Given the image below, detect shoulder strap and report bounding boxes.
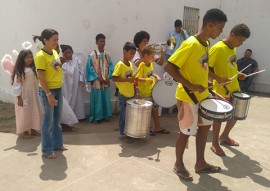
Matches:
[183,85,199,104]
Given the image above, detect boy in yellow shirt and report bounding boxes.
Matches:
[208,24,250,156]
[165,9,227,181]
[112,42,137,137]
[136,45,169,134]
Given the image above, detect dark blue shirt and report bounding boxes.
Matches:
[237,57,258,74]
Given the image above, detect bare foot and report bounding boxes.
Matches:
[20,132,33,139]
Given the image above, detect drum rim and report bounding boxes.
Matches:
[198,110,233,122]
[232,91,251,100]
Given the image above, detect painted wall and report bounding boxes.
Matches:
[1,0,269,104]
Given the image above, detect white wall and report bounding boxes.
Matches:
[1,0,269,104]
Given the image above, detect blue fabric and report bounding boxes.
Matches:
[38,87,63,156]
[239,76,254,92]
[165,30,189,58]
[89,87,112,122]
[118,93,132,135]
[86,56,98,82]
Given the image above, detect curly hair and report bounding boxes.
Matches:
[133,31,150,48]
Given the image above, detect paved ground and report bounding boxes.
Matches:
[0,92,270,191]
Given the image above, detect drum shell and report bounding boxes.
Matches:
[125,99,153,138]
[231,93,251,120]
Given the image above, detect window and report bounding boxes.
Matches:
[183,6,200,36]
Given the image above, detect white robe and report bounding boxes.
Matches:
[62,55,86,120]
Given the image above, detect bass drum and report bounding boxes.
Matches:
[152,79,177,108]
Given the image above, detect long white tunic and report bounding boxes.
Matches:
[62,55,86,120]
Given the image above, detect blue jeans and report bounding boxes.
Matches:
[118,93,133,136]
[38,87,63,156]
[239,76,254,92]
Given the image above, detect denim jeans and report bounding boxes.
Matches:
[118,93,133,136]
[38,87,63,156]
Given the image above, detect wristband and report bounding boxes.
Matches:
[46,92,52,96]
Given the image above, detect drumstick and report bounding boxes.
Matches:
[189,81,231,93]
[209,89,226,100]
[207,81,231,89]
[245,69,265,77]
[230,64,251,80]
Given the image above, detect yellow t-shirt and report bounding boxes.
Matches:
[209,41,240,98]
[136,62,155,97]
[168,36,209,103]
[112,61,135,98]
[34,49,63,89]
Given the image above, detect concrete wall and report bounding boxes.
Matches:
[1,0,269,105]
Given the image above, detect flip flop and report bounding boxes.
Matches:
[195,164,221,174]
[210,146,226,157]
[53,146,68,151]
[154,129,170,134]
[173,167,193,181]
[220,138,239,146]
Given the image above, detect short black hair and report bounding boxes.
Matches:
[246,49,252,53]
[231,23,250,38]
[133,31,150,48]
[123,42,136,51]
[60,44,73,53]
[203,8,227,26]
[96,33,105,41]
[174,19,182,27]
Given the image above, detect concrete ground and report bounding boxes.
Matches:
[0,92,270,191]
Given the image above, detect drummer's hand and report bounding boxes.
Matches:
[189,84,205,93]
[128,76,135,83]
[145,78,153,85]
[217,77,231,84]
[238,73,246,80]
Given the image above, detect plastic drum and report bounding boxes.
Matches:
[152,79,177,108]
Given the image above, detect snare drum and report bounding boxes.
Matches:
[199,98,234,122]
[125,99,153,138]
[231,92,251,120]
[152,79,177,108]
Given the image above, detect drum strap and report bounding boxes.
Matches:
[183,86,198,104]
[223,85,230,95]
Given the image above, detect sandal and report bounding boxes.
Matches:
[149,130,156,136]
[173,167,193,181]
[210,146,226,157]
[53,146,68,151]
[31,129,41,136]
[220,138,239,146]
[195,163,221,174]
[154,129,170,134]
[44,152,57,159]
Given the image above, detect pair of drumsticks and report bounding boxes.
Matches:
[190,64,266,93]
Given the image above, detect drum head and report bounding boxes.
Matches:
[152,79,177,108]
[200,98,233,113]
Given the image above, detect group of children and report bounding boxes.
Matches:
[9,9,251,184]
[10,27,172,158]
